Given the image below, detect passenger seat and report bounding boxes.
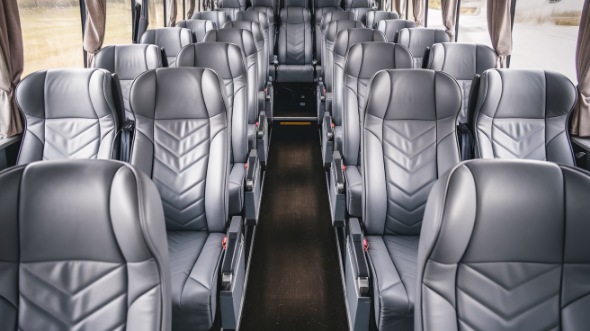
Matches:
[397,27,449,68]
[246,0,277,61]
[217,0,246,21]
[94,44,163,119]
[275,0,315,82]
[344,0,373,24]
[342,69,461,330]
[176,19,216,42]
[129,67,247,331]
[366,10,398,29]
[416,159,590,331]
[427,42,496,159]
[15,69,123,164]
[140,27,192,67]
[192,10,230,30]
[472,69,577,165]
[237,10,273,64]
[0,160,171,331]
[314,0,343,69]
[377,19,416,42]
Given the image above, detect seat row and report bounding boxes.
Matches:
[318,38,579,331]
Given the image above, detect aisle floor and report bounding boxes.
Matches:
[240,124,348,330]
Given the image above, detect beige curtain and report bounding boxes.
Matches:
[413,0,424,26]
[83,0,107,67]
[168,0,178,26]
[441,0,458,40]
[571,0,590,137]
[393,0,402,16]
[0,0,24,138]
[487,0,512,67]
[187,0,196,18]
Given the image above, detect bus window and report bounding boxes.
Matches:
[511,0,583,82]
[18,0,84,76]
[426,0,445,29]
[149,0,165,27]
[457,0,492,46]
[104,0,134,45]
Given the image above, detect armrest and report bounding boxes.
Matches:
[119,120,134,162]
[348,218,369,296]
[256,112,269,165]
[245,149,259,192]
[245,149,263,224]
[332,150,345,194]
[221,215,244,290]
[321,113,334,167]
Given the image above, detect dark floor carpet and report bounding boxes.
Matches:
[273,84,317,118]
[239,124,348,331]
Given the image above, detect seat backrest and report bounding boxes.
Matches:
[0,159,171,331]
[362,69,461,236]
[278,8,313,65]
[140,27,192,67]
[344,0,372,24]
[283,0,308,8]
[315,0,341,9]
[320,11,356,67]
[176,19,216,42]
[129,67,231,232]
[94,44,163,119]
[377,18,416,42]
[224,21,268,89]
[427,42,496,124]
[251,0,276,10]
[342,42,413,164]
[366,10,398,29]
[176,42,249,164]
[192,11,230,30]
[473,69,577,165]
[415,159,590,331]
[313,0,343,65]
[204,28,259,125]
[323,20,364,90]
[218,0,247,20]
[15,69,122,164]
[398,28,449,68]
[332,28,385,125]
[237,10,273,63]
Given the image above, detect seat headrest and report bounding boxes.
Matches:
[334,28,385,56]
[325,20,365,42]
[377,19,417,42]
[345,42,414,79]
[176,19,217,41]
[427,42,497,80]
[94,44,163,80]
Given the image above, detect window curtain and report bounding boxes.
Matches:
[413,0,424,26]
[571,0,590,137]
[393,0,401,16]
[487,0,512,68]
[83,0,107,67]
[187,0,196,18]
[0,0,24,138]
[441,0,458,40]
[168,0,178,26]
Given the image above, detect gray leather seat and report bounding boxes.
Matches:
[192,11,230,31]
[140,27,192,67]
[377,19,416,42]
[245,0,277,61]
[276,0,314,82]
[344,0,372,24]
[366,10,398,29]
[176,43,249,217]
[176,19,216,42]
[223,21,269,103]
[0,159,171,331]
[15,68,122,164]
[237,10,273,64]
[217,0,246,20]
[323,20,364,96]
[128,67,231,331]
[427,42,496,125]
[415,159,590,331]
[320,11,356,73]
[204,28,260,147]
[361,69,461,330]
[314,0,343,66]
[397,28,449,68]
[473,69,577,165]
[341,43,413,217]
[94,44,163,119]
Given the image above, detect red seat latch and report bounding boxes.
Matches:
[363,238,369,252]
[222,237,228,250]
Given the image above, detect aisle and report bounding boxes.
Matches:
[240,124,348,330]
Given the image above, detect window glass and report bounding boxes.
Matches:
[149,0,165,28]
[511,0,583,82]
[457,0,491,46]
[18,0,84,76]
[104,0,133,45]
[426,0,445,28]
